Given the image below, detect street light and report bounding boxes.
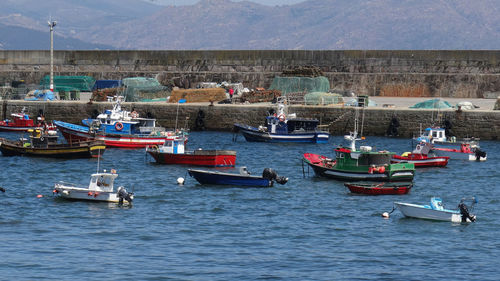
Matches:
[48,20,57,91]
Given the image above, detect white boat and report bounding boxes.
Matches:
[416,127,487,161]
[394,197,476,223]
[53,169,133,204]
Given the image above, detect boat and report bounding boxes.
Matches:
[303,132,415,181]
[146,137,236,166]
[0,107,55,132]
[416,127,487,161]
[188,167,288,187]
[0,128,105,158]
[53,97,187,148]
[53,168,133,204]
[391,141,449,167]
[394,197,476,223]
[233,97,330,143]
[344,181,413,195]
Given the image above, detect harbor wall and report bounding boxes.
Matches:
[0,50,500,98]
[1,100,499,140]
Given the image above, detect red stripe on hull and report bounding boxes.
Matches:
[152,153,236,166]
[59,127,180,148]
[346,184,411,195]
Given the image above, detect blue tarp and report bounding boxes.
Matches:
[25,90,55,101]
[92,80,122,91]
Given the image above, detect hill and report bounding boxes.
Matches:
[1,0,499,50]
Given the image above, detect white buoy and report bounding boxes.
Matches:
[382,212,390,219]
[177,177,185,185]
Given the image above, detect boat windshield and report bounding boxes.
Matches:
[357,154,392,165]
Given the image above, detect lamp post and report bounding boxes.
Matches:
[48,20,57,91]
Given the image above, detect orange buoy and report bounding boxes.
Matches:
[37,194,43,198]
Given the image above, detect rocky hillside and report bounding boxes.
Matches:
[1,0,499,50]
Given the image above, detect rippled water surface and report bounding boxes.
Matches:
[1,131,499,280]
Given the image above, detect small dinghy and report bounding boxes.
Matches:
[344,181,412,195]
[394,197,476,223]
[188,167,288,187]
[53,169,133,205]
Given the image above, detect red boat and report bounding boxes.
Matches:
[391,142,449,167]
[344,182,413,195]
[0,108,54,132]
[146,137,236,167]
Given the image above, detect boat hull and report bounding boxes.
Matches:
[0,125,38,132]
[188,169,272,187]
[303,153,414,182]
[394,202,468,222]
[55,120,180,148]
[54,186,121,203]
[345,182,412,195]
[234,124,329,143]
[391,154,449,167]
[148,150,236,166]
[0,138,105,158]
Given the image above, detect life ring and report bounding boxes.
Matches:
[115,122,124,131]
[278,114,286,122]
[131,111,139,118]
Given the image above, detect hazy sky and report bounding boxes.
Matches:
[144,0,305,6]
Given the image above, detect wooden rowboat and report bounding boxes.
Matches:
[344,181,413,195]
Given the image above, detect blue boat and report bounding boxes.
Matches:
[54,96,186,148]
[233,100,329,143]
[188,167,288,187]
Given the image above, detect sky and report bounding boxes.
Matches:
[144,0,305,6]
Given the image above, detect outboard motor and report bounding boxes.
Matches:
[262,168,288,185]
[475,149,486,161]
[458,199,476,222]
[117,186,134,205]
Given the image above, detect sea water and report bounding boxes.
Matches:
[0,131,499,280]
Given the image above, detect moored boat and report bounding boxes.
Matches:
[345,181,412,195]
[53,169,133,204]
[146,137,236,166]
[416,127,486,161]
[234,98,329,143]
[303,132,415,182]
[54,120,182,148]
[391,141,449,167]
[188,167,288,187]
[0,128,105,158]
[54,96,187,148]
[0,107,55,132]
[394,197,476,223]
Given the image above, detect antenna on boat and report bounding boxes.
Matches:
[175,99,186,131]
[96,148,101,173]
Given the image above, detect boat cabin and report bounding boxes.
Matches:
[417,127,449,143]
[27,129,58,147]
[265,116,319,134]
[159,138,185,154]
[335,146,394,167]
[89,172,117,192]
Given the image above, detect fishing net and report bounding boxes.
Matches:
[304,92,343,105]
[269,76,330,96]
[121,77,168,102]
[39,75,95,92]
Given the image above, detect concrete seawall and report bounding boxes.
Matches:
[2,100,498,140]
[1,50,499,98]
